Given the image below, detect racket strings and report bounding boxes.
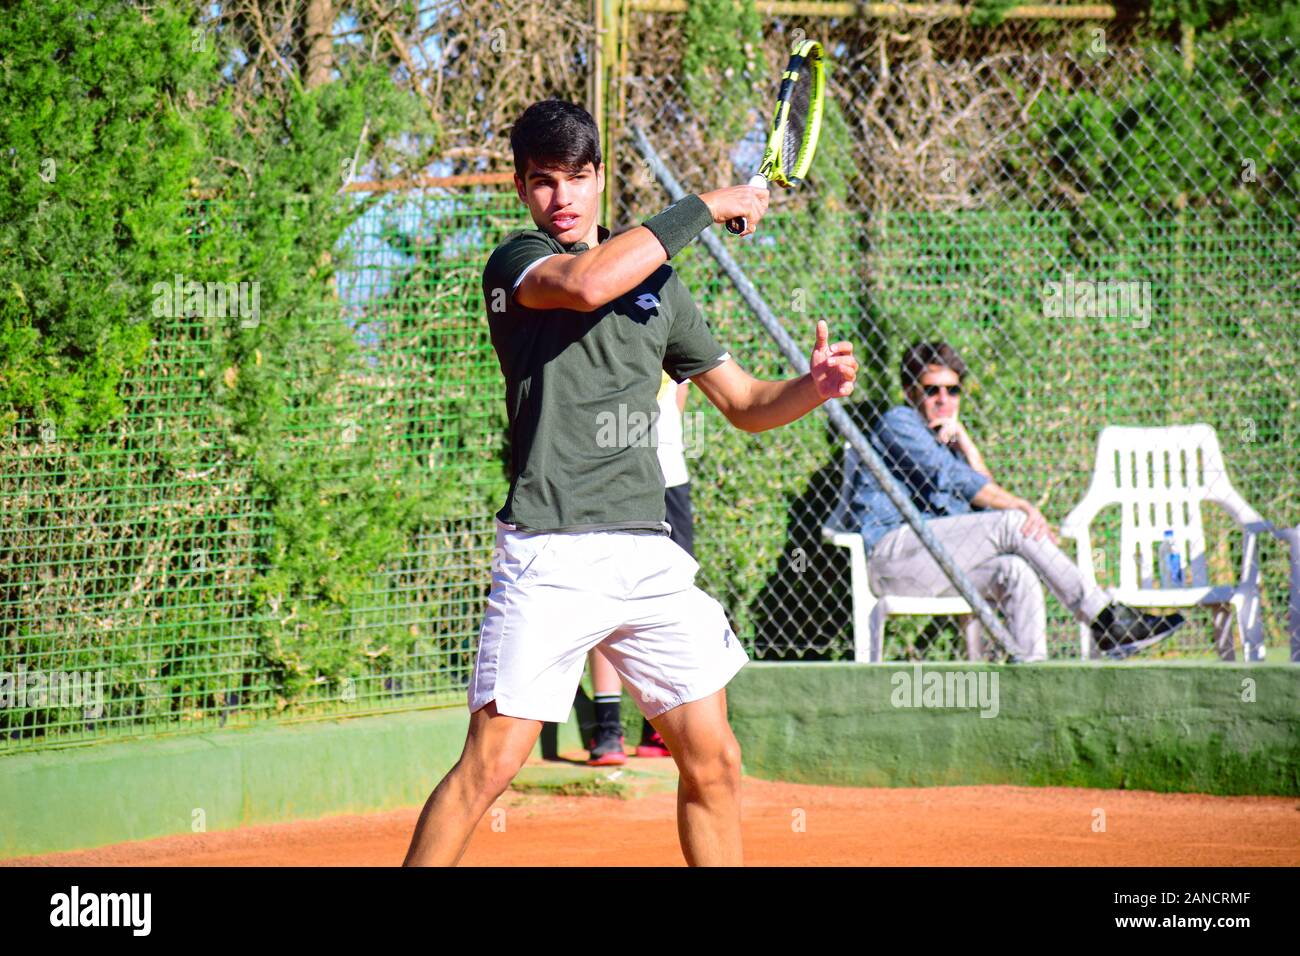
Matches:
[781,64,814,178]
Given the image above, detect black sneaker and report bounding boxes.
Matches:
[586,725,626,766]
[1091,604,1186,659]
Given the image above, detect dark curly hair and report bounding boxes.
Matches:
[510,99,601,180]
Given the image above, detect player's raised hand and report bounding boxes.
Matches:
[810,320,857,400]
[699,185,769,237]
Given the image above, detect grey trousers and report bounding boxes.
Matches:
[866,510,1113,662]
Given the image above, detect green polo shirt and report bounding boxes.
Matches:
[482,223,728,533]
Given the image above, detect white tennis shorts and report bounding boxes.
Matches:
[469,519,750,723]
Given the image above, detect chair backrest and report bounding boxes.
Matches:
[825,441,862,533]
[1087,424,1255,590]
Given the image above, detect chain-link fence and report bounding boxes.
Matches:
[2,3,1296,754]
[614,22,1298,664]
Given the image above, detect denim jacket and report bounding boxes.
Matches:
[848,405,990,555]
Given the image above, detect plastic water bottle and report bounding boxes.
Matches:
[1159,529,1184,588]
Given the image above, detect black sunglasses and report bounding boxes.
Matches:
[922,384,962,397]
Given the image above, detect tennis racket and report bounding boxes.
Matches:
[726,39,826,236]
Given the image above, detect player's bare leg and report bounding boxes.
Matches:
[649,688,743,866]
[402,700,541,866]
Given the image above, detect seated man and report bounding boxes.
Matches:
[848,340,1185,661]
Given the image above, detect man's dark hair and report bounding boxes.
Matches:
[510,99,601,180]
[900,341,968,389]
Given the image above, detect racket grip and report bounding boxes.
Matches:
[725,175,770,236]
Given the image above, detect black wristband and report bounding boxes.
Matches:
[642,194,714,259]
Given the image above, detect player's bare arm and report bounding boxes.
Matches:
[516,179,769,312]
[692,320,857,433]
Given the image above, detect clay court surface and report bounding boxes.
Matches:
[10,769,1300,867]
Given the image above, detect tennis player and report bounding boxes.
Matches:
[403,99,857,867]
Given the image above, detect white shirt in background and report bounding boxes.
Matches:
[655,372,689,489]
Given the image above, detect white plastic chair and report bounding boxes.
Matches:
[1060,424,1272,661]
[823,442,985,663]
[1271,524,1300,662]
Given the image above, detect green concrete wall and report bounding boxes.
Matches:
[2,662,1296,859]
[1,707,584,859]
[728,662,1300,795]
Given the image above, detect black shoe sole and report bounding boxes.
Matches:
[1097,614,1187,658]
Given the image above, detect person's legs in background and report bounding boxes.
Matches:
[636,481,696,756]
[582,481,694,762]
[586,647,627,766]
[867,510,1183,660]
[870,521,1049,661]
[868,512,1064,661]
[977,554,1048,661]
[664,480,694,557]
[971,510,1185,656]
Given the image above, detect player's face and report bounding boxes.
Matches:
[908,364,962,426]
[516,160,605,244]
